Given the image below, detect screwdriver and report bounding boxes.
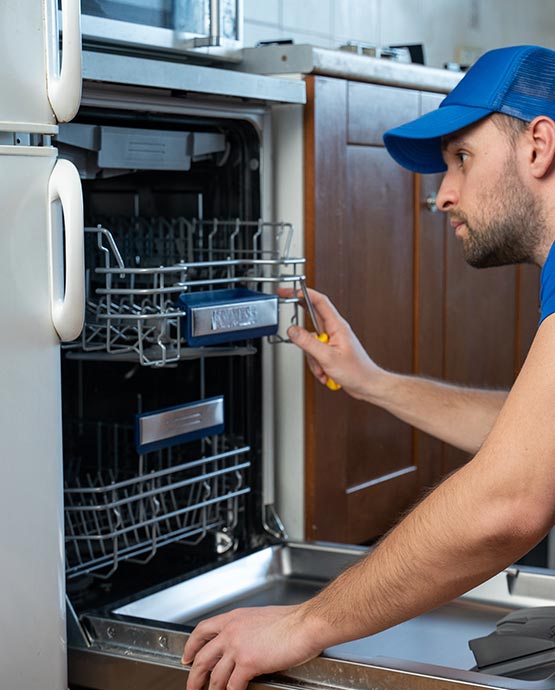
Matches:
[299,280,341,391]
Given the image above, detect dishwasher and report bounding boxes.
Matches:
[59,86,555,690]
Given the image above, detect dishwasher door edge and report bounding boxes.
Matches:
[69,623,540,690]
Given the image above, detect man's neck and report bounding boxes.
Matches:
[534,233,555,267]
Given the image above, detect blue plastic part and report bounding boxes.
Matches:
[135,396,225,454]
[178,288,279,346]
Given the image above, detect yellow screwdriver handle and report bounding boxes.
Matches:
[315,333,342,391]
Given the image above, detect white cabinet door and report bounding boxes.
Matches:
[0,146,83,690]
[0,0,81,132]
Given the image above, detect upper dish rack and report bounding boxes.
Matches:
[67,217,306,366]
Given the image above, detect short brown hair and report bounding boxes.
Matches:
[490,113,530,145]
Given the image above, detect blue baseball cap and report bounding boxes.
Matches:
[383,45,555,174]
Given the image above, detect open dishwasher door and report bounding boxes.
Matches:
[70,545,555,690]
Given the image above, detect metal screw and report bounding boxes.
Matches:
[158,635,168,649]
[425,193,438,213]
[106,626,116,639]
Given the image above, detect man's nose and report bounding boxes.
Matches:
[435,173,458,212]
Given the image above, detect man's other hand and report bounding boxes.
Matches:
[182,604,326,690]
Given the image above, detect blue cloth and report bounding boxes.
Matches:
[539,241,555,325]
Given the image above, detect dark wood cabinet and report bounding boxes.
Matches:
[303,76,540,544]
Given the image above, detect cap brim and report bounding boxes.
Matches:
[383,105,493,173]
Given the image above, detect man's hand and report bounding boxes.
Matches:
[182,605,326,690]
[278,287,384,401]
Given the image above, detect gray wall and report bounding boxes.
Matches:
[244,0,555,68]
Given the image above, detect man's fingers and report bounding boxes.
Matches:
[182,626,218,665]
[186,641,225,690]
[276,286,296,300]
[288,326,336,385]
[301,288,341,332]
[278,286,342,336]
[227,665,253,690]
[306,353,324,377]
[287,326,330,361]
[208,656,236,690]
[306,354,328,385]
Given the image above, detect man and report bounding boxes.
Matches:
[183,44,555,690]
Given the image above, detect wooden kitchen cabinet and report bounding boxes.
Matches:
[303,76,540,545]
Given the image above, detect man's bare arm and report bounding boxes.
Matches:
[285,288,507,454]
[361,372,507,454]
[183,316,555,690]
[296,314,555,643]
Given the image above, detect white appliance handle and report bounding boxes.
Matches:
[46,0,82,123]
[48,159,85,342]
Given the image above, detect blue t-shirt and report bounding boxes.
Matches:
[539,241,555,325]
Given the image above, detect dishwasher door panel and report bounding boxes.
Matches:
[69,543,555,690]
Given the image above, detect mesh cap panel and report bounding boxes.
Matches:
[500,51,555,121]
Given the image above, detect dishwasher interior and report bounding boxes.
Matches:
[59,105,305,615]
[59,106,555,690]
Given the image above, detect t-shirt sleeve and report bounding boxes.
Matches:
[540,249,555,325]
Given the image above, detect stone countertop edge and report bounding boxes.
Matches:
[238,45,463,94]
[311,47,463,93]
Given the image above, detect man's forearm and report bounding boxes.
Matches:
[299,453,545,649]
[283,296,507,453]
[300,322,555,649]
[362,371,508,454]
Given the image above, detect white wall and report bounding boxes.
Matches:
[244,0,555,68]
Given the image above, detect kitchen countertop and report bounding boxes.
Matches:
[236,44,462,94]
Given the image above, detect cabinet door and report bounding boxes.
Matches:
[304,77,540,545]
[305,77,421,543]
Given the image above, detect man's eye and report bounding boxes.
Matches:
[458,152,468,165]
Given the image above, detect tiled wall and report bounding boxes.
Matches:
[244,0,555,68]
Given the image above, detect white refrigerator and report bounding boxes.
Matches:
[0,2,84,688]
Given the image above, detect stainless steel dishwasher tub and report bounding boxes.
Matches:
[69,542,555,690]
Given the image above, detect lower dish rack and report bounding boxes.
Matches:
[65,217,306,366]
[64,420,250,579]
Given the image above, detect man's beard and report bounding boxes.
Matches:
[453,160,546,268]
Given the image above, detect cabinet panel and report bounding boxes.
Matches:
[415,172,446,489]
[306,76,421,543]
[344,145,414,490]
[444,249,517,387]
[414,92,447,490]
[348,82,420,146]
[346,466,417,544]
[442,232,518,474]
[305,75,540,544]
[305,76,349,542]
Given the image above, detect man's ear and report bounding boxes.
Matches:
[527,116,555,178]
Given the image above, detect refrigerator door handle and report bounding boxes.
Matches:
[48,158,85,342]
[45,0,82,123]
